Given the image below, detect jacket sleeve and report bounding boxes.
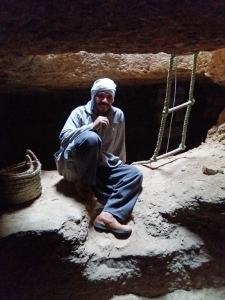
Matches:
[59,109,93,148]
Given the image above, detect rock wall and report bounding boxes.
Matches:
[2,50,225,93]
[205,49,225,85]
[0,51,213,93]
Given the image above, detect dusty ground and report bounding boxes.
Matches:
[0,120,225,299]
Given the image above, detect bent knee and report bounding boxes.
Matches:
[128,165,143,182]
[82,131,101,147]
[135,167,143,183]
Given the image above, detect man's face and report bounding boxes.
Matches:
[93,91,114,115]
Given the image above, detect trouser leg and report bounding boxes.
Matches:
[96,164,143,222]
[64,131,101,186]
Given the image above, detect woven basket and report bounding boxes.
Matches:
[0,149,42,205]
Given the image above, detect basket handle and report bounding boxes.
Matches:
[25,154,32,167]
[26,149,39,162]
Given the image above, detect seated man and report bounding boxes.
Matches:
[54,78,143,235]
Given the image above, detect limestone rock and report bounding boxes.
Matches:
[0,51,212,93]
[205,49,225,85]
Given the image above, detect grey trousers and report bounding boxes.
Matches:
[64,131,143,221]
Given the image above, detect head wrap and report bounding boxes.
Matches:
[91,78,117,103]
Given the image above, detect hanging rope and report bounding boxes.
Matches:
[151,54,175,161]
[179,52,198,149]
[166,56,178,153]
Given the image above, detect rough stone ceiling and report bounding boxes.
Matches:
[1,0,225,92]
[1,0,225,56]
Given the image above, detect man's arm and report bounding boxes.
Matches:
[59,109,93,148]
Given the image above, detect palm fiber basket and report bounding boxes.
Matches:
[0,149,42,205]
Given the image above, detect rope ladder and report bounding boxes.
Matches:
[132,52,198,166]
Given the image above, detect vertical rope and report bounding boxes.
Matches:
[180,53,198,148]
[166,57,178,153]
[151,54,175,161]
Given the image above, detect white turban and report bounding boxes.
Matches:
[91,78,117,102]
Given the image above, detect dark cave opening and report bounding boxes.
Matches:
[0,80,224,171]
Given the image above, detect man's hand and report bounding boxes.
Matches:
[93,116,109,130]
